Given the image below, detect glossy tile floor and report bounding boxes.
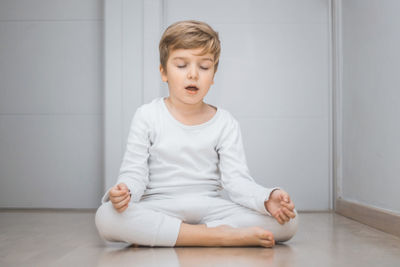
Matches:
[1,210,399,266]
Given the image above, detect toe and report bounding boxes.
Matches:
[261,231,274,241]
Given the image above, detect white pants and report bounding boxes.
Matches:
[95,195,299,247]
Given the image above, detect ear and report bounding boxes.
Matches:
[159,64,168,82]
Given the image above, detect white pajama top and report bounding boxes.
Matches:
[102,97,279,216]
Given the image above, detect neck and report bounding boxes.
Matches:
[165,96,205,116]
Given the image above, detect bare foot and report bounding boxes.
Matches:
[216,225,275,248]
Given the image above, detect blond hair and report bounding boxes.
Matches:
[159,20,221,74]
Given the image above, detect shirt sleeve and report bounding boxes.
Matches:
[217,115,280,216]
[101,106,151,203]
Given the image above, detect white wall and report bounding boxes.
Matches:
[339,0,400,213]
[3,0,398,213]
[0,0,103,208]
[0,0,333,210]
[106,0,332,211]
[167,0,332,211]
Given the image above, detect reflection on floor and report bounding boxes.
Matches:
[0,210,399,266]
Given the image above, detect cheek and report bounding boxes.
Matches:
[204,73,215,82]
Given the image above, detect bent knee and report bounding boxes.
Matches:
[274,209,299,242]
[95,202,120,242]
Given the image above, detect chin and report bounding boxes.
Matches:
[183,97,204,104]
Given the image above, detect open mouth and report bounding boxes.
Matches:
[185,85,199,91]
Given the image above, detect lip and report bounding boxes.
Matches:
[185,85,199,90]
[185,84,199,95]
[186,88,198,95]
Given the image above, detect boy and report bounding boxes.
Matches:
[95,20,298,248]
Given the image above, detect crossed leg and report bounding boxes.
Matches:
[95,196,298,248]
[175,196,298,247]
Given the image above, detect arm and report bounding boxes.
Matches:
[101,106,151,203]
[217,116,279,216]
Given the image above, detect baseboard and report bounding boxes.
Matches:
[298,210,333,213]
[336,198,400,238]
[0,208,96,213]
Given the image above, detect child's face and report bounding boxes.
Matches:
[160,48,215,106]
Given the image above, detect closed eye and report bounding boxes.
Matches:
[177,65,209,70]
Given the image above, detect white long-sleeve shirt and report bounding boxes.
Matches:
[102,96,279,216]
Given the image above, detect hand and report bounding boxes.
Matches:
[264,189,296,225]
[109,183,131,213]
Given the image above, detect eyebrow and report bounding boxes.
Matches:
[172,56,214,62]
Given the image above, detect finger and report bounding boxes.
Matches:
[276,210,287,223]
[280,201,294,211]
[279,192,285,202]
[116,194,131,209]
[110,187,128,197]
[109,186,118,197]
[279,209,290,222]
[279,191,290,203]
[117,203,129,213]
[115,201,129,213]
[274,212,284,225]
[280,200,295,211]
[110,188,130,201]
[118,183,128,191]
[110,192,130,204]
[113,194,131,209]
[282,206,296,219]
[278,212,288,224]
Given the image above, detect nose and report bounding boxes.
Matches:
[187,65,199,80]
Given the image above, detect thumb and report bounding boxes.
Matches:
[279,191,289,203]
[283,193,290,203]
[117,183,128,191]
